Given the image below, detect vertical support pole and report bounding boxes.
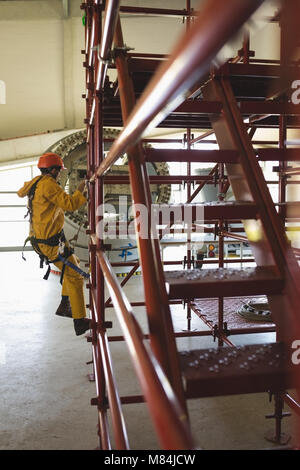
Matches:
[85,1,108,450]
[278,18,287,225]
[265,393,291,446]
[274,394,285,443]
[185,134,192,331]
[218,163,225,346]
[88,125,96,292]
[184,0,192,336]
[185,130,192,270]
[218,163,225,201]
[183,0,193,311]
[186,0,191,27]
[218,297,224,347]
[278,115,287,225]
[242,33,250,64]
[95,83,108,453]
[218,222,224,348]
[94,2,105,332]
[185,0,192,272]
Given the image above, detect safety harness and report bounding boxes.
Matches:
[22,175,89,284]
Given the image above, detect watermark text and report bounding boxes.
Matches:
[0,341,6,365]
[0,80,6,104]
[96,197,204,241]
[291,339,300,365]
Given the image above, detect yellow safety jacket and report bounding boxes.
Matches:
[17,174,87,266]
[18,174,86,240]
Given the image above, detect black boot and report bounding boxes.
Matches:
[73,318,91,336]
[55,296,72,318]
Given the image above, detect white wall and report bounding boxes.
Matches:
[0,0,194,146]
[0,0,86,143]
[70,17,86,129]
[0,19,66,139]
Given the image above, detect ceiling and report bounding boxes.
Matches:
[0,0,281,163]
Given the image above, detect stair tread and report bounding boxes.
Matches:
[165,266,283,299]
[179,342,291,398]
[221,63,293,79]
[168,201,256,206]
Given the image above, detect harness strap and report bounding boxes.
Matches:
[23,230,66,284]
[59,262,66,285]
[43,264,52,281]
[24,176,44,223]
[23,232,89,283]
[56,254,90,279]
[33,230,66,247]
[22,236,31,261]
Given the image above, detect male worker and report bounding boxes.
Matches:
[17,152,91,336]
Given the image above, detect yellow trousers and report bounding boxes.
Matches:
[38,244,86,320]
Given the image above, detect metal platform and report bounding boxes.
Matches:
[103,60,300,128]
[165,267,283,300]
[190,296,276,332]
[179,342,293,398]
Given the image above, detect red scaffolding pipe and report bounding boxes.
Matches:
[119,6,195,17]
[96,0,120,91]
[84,1,107,451]
[98,330,130,449]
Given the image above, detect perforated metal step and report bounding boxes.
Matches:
[179,342,292,398]
[165,266,283,300]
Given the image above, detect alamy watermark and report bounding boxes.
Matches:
[95,196,204,241]
[0,80,6,104]
[291,339,300,365]
[290,80,300,105]
[0,341,6,365]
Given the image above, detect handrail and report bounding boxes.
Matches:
[98,329,130,449]
[89,0,264,182]
[91,338,112,450]
[92,239,195,450]
[89,287,129,449]
[88,0,120,126]
[281,393,300,417]
[96,0,120,91]
[119,6,196,17]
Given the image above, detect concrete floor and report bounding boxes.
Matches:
[0,251,298,450]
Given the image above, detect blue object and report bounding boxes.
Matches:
[57,254,90,279]
[119,243,133,258]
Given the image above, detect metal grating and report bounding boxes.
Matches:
[190,296,275,330]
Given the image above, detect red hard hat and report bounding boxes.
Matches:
[37,152,66,169]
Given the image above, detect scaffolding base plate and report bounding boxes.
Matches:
[264,430,291,446]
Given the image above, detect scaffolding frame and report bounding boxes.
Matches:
[82,0,300,449]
